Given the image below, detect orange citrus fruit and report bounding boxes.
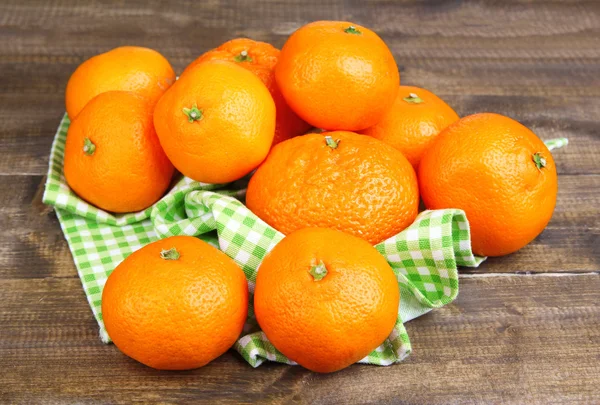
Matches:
[154,60,276,184]
[275,21,399,131]
[419,113,558,257]
[360,85,460,169]
[65,46,175,119]
[102,236,249,370]
[246,131,419,244]
[63,91,174,213]
[182,38,311,146]
[254,227,400,373]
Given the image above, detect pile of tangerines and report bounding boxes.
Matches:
[62,21,557,372]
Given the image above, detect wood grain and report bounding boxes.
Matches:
[0,0,599,403]
[0,175,76,280]
[0,0,598,175]
[1,275,599,404]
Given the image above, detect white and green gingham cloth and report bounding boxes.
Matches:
[43,114,566,367]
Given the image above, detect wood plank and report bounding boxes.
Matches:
[0,1,599,175]
[1,274,599,404]
[1,172,598,281]
[1,1,599,63]
[0,175,76,279]
[0,1,599,403]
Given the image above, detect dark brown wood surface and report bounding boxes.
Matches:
[1,1,599,403]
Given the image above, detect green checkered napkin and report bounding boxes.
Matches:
[44,114,564,367]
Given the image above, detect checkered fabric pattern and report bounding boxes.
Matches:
[235,208,484,367]
[545,138,568,151]
[43,114,565,367]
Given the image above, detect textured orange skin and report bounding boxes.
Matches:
[254,227,400,373]
[182,38,311,146]
[102,236,249,370]
[246,131,419,245]
[275,21,400,131]
[63,91,174,213]
[154,60,276,184]
[360,86,460,170]
[419,113,558,257]
[65,46,175,119]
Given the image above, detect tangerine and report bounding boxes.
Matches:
[254,227,400,373]
[360,86,459,169]
[419,113,558,256]
[275,21,399,131]
[65,46,175,119]
[63,91,174,213]
[246,131,419,244]
[154,60,276,184]
[102,236,248,370]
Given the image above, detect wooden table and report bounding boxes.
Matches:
[1,1,599,403]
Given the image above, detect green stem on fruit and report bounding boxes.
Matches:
[160,247,180,260]
[324,135,340,149]
[183,104,203,123]
[344,25,362,35]
[83,138,96,156]
[309,261,328,281]
[402,93,424,104]
[234,50,253,63]
[532,152,547,171]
